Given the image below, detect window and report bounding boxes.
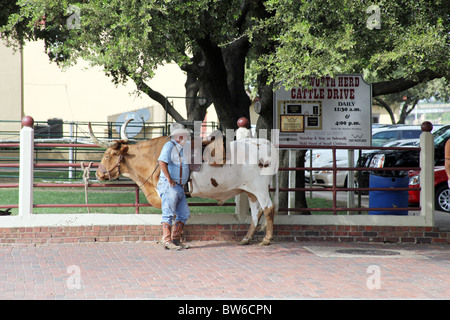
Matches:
[401,130,421,139]
[372,131,398,146]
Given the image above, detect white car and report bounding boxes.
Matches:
[305,149,358,187]
[381,139,419,147]
[305,125,438,188]
[305,139,419,188]
[371,124,442,147]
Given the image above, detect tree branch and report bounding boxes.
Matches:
[373,97,395,124]
[372,69,442,97]
[233,0,251,32]
[132,75,185,123]
[118,66,185,123]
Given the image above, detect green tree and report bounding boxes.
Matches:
[374,78,450,124]
[255,0,449,90]
[1,0,261,129]
[2,1,448,130]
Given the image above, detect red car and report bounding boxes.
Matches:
[409,166,450,212]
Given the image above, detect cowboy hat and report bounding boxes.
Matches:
[170,123,191,137]
[170,128,191,137]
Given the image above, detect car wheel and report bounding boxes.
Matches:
[435,184,450,212]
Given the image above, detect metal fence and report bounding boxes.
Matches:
[0,141,235,213]
[0,120,436,228]
[0,119,220,181]
[275,144,421,215]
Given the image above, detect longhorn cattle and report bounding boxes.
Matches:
[89,121,278,245]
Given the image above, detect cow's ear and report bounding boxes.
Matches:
[120,144,129,155]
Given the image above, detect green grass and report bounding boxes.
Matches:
[0,187,236,215]
[304,197,355,215]
[0,186,349,216]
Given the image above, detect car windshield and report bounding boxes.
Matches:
[433,125,450,146]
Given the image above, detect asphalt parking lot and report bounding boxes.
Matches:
[0,240,448,301]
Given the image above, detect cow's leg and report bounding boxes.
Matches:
[238,208,263,245]
[238,196,262,245]
[250,192,275,246]
[142,185,162,209]
[259,205,275,246]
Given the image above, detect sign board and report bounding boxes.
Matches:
[274,74,372,147]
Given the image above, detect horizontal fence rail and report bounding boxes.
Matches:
[0,140,234,213]
[0,141,422,214]
[274,144,422,215]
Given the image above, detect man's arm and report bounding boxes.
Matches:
[159,160,176,187]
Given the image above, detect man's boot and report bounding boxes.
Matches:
[172,221,189,249]
[161,222,180,250]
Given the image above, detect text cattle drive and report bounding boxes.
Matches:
[89,121,279,245]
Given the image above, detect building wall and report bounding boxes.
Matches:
[1,39,220,144]
[22,40,191,123]
[0,40,23,139]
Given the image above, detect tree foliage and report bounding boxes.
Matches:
[255,0,449,93]
[1,0,448,130]
[1,0,259,129]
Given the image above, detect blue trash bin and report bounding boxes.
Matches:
[369,174,409,215]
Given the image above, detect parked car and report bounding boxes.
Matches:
[304,125,385,188]
[306,139,419,188]
[356,125,450,189]
[381,139,419,148]
[371,125,423,147]
[409,166,450,212]
[305,149,358,187]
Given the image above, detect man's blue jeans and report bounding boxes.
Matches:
[158,179,190,225]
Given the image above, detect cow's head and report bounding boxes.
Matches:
[89,120,131,181]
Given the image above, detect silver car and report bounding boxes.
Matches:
[305,149,358,187]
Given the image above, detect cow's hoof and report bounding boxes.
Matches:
[238,238,251,245]
[258,239,271,246]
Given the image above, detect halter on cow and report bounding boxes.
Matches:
[89,121,278,245]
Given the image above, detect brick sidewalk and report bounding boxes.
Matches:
[0,241,448,300]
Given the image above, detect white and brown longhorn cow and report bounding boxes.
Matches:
[89,121,278,245]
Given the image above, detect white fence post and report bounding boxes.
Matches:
[288,149,296,214]
[69,122,75,179]
[419,121,434,226]
[235,118,251,222]
[19,116,34,217]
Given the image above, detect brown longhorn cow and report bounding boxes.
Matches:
[89,121,278,245]
[89,120,165,209]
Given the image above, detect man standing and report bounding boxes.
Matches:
[157,124,191,250]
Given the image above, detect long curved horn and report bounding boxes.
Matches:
[88,122,118,148]
[120,118,133,143]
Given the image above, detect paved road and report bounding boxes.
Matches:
[0,241,448,301]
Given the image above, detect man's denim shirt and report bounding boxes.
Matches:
[158,139,190,185]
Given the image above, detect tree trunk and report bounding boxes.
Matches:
[277,150,311,215]
[184,70,211,122]
[373,97,396,124]
[195,35,251,130]
[397,98,419,124]
[222,36,252,126]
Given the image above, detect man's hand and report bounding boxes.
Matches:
[159,160,176,187]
